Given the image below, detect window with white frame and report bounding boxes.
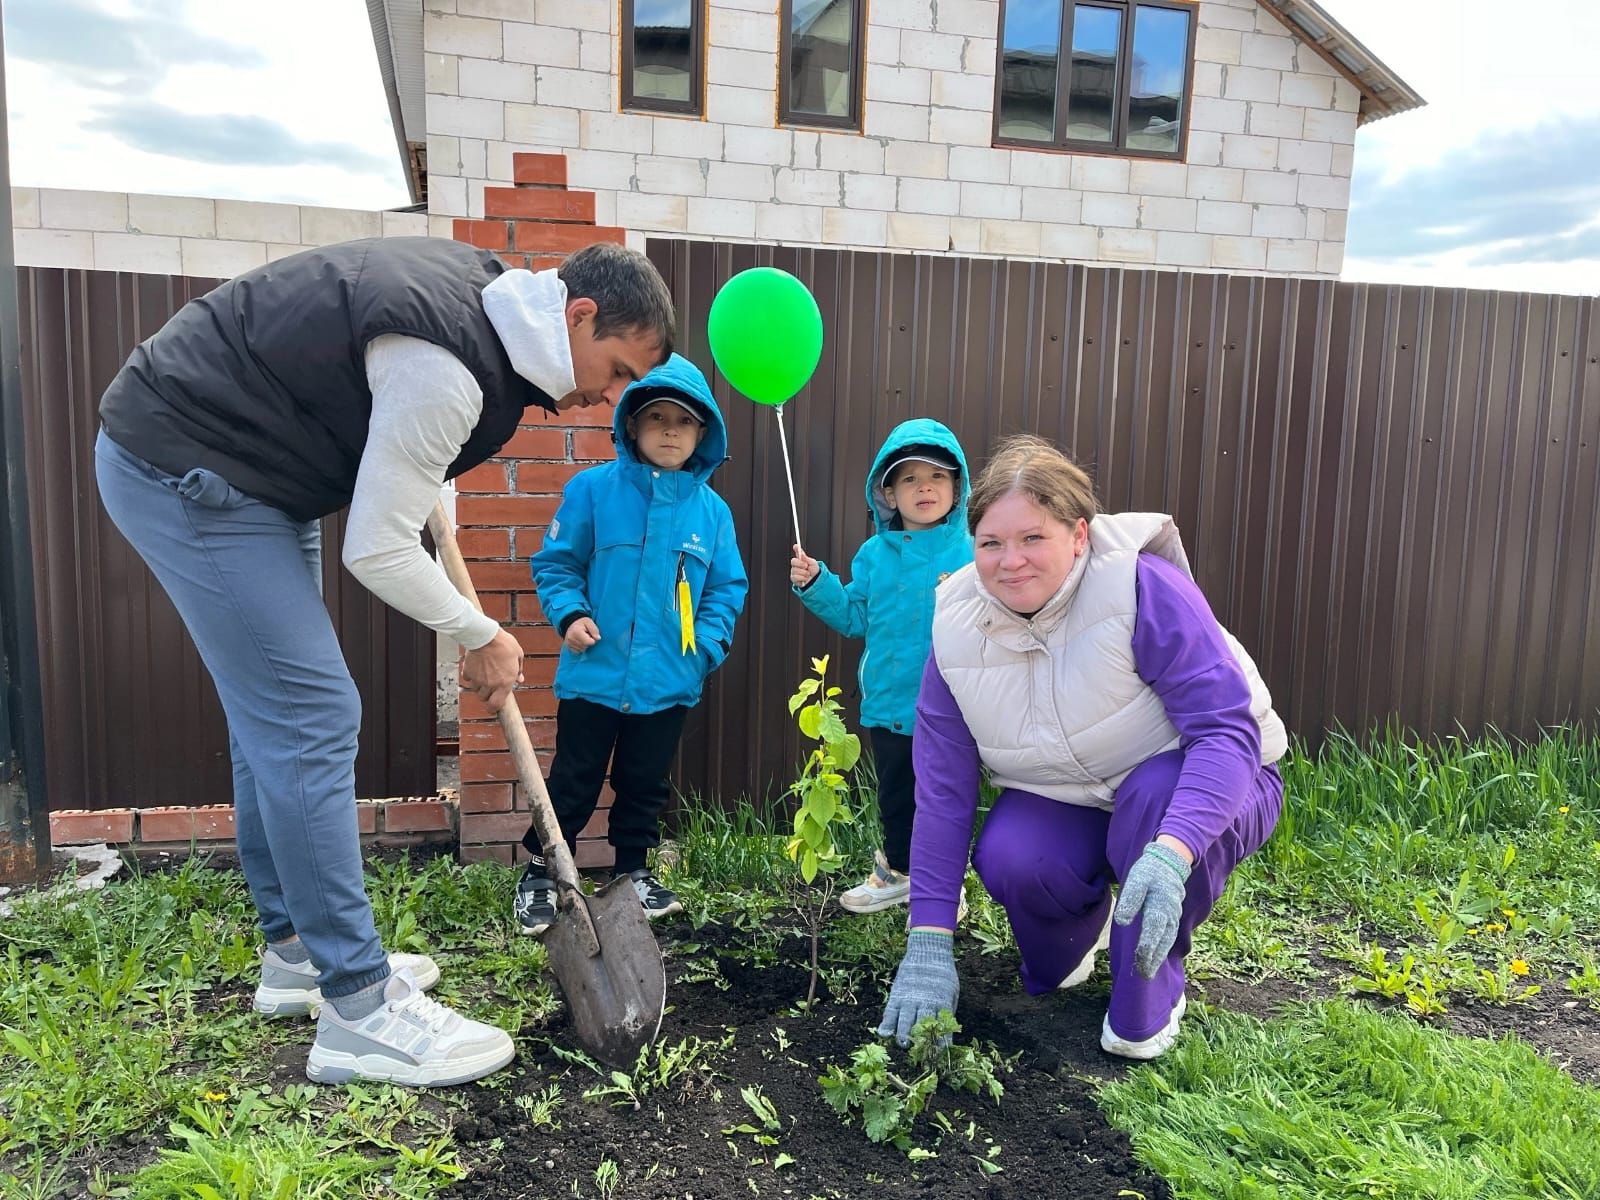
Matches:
[995,0,1196,158]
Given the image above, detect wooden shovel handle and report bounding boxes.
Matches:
[428,501,583,895]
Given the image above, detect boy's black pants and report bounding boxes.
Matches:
[523,697,688,875]
[871,728,917,874]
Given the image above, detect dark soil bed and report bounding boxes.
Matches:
[446,919,1173,1200]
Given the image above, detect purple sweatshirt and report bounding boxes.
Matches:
[907,552,1268,930]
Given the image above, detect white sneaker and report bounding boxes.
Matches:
[253,946,441,1017]
[1057,902,1115,991]
[840,851,911,914]
[1100,994,1187,1061]
[305,968,515,1087]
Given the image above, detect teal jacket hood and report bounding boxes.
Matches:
[864,418,972,533]
[795,419,973,733]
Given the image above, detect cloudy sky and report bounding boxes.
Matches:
[3,0,408,209]
[3,0,1598,294]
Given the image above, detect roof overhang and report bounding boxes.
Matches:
[367,0,426,204]
[1255,0,1426,124]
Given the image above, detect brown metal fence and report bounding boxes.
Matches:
[17,250,1598,817]
[18,267,435,812]
[650,239,1600,805]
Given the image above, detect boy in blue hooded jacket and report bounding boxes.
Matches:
[789,419,972,914]
[515,354,748,933]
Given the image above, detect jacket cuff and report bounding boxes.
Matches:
[557,611,591,637]
[794,561,831,599]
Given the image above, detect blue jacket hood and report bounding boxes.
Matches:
[865,418,971,533]
[612,353,729,484]
[531,356,749,715]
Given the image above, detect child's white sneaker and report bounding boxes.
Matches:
[305,968,514,1087]
[253,945,441,1017]
[840,850,911,913]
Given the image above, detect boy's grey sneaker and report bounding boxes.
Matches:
[514,856,556,935]
[620,868,682,919]
[305,968,515,1087]
[253,945,441,1017]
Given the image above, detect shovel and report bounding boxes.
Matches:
[428,502,666,1070]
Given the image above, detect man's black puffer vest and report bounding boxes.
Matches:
[99,236,558,522]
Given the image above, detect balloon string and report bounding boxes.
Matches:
[774,405,804,554]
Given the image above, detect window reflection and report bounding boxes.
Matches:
[994,0,1193,157]
[1065,5,1121,144]
[999,0,1062,143]
[1128,5,1188,153]
[789,0,859,120]
[629,0,695,109]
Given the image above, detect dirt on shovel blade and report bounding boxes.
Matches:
[542,876,666,1069]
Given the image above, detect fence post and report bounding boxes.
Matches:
[0,2,50,885]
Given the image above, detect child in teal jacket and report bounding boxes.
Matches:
[789,418,972,913]
[515,354,748,933]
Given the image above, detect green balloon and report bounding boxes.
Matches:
[707,267,823,406]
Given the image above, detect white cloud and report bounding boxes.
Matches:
[1325,0,1600,295]
[4,0,410,210]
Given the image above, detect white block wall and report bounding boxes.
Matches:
[429,0,1362,276]
[11,190,434,275]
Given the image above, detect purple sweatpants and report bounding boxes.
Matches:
[972,749,1282,1041]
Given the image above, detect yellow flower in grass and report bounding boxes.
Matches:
[1466,927,1481,936]
[203,1090,228,1103]
[1501,908,1517,919]
[1559,805,1571,814]
[1509,959,1530,976]
[1484,922,1506,934]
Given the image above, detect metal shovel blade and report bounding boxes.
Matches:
[542,875,666,1070]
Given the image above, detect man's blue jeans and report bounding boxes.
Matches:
[94,430,390,999]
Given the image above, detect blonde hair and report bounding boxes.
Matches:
[967,434,1098,535]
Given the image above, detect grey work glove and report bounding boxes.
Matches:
[1114,841,1192,979]
[876,930,959,1046]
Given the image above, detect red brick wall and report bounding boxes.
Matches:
[452,153,621,871]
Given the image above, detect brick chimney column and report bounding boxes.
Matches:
[451,152,622,870]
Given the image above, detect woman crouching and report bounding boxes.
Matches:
[877,434,1286,1059]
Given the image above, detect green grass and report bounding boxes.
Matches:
[2,730,1596,1197]
[115,1086,463,1199]
[1259,728,1598,934]
[1191,728,1600,1001]
[1100,999,1600,1200]
[0,853,542,1196]
[0,857,265,1154]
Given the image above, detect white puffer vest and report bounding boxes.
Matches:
[931,512,1287,810]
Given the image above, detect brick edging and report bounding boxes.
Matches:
[49,797,457,850]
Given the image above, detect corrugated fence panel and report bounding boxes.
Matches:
[19,268,434,811]
[649,238,1600,805]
